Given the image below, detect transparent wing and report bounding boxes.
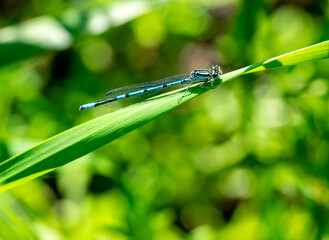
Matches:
[104,73,190,99]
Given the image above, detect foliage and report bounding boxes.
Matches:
[0,0,329,239]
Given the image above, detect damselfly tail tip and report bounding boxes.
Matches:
[79,103,96,111]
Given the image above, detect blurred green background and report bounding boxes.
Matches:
[1,0,329,239]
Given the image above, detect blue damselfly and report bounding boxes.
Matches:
[79,65,222,111]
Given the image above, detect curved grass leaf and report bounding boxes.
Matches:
[0,40,328,192]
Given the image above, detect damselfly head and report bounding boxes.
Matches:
[211,65,223,77]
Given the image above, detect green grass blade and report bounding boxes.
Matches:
[220,40,329,84]
[1,40,328,192]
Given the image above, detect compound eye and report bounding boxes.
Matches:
[211,65,218,75]
[212,65,223,76]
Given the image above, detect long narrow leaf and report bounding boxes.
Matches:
[0,40,328,192]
